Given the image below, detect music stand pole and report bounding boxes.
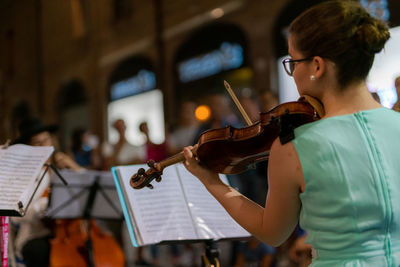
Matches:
[82,176,101,267]
[201,240,220,267]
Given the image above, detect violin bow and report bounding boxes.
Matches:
[223,80,253,126]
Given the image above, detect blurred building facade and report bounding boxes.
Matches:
[1,0,399,146]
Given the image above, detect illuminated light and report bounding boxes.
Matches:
[195,105,211,121]
[210,8,224,19]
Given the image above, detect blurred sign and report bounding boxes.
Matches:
[110,69,156,101]
[178,42,243,83]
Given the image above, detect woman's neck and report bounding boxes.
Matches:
[320,81,382,118]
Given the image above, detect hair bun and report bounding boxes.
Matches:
[355,18,390,54]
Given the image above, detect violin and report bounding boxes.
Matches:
[130,92,324,190]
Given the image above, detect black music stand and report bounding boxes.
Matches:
[46,170,122,219]
[201,240,220,267]
[46,170,123,267]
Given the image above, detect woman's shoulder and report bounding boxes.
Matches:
[295,107,396,138]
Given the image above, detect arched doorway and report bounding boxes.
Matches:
[107,55,164,146]
[174,22,250,106]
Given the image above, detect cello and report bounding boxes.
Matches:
[48,173,125,267]
[130,81,324,190]
[50,219,125,267]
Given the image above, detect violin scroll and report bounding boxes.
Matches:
[130,160,163,189]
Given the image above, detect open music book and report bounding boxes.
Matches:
[112,164,250,247]
[0,144,54,216]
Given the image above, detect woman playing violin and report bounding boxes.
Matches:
[183,1,400,266]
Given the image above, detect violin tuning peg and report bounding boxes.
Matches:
[147,160,155,168]
[155,176,162,182]
[147,184,154,189]
[138,168,145,176]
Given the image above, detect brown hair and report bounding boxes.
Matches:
[289,0,390,89]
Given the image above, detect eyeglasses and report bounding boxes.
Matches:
[282,57,313,76]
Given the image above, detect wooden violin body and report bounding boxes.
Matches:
[196,101,317,174]
[130,98,321,189]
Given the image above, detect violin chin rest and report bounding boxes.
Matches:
[299,95,325,118]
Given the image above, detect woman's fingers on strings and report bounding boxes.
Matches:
[184,146,202,172]
[183,146,194,166]
[183,146,192,158]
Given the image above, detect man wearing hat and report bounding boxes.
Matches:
[13,117,82,170]
[13,117,58,146]
[11,117,81,267]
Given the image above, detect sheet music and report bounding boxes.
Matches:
[176,164,250,240]
[117,165,198,245]
[0,144,53,212]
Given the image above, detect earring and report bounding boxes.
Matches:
[310,75,316,81]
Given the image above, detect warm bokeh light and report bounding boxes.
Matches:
[195,105,211,121]
[210,8,224,19]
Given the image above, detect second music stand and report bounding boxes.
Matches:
[46,169,123,267]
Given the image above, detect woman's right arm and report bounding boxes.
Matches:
[183,138,304,246]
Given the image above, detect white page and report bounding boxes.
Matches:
[0,144,53,213]
[118,165,198,245]
[176,164,250,240]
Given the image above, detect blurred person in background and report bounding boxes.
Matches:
[139,121,168,163]
[288,232,312,267]
[167,101,200,155]
[239,89,261,123]
[259,90,279,112]
[234,237,276,267]
[102,118,145,169]
[69,127,101,169]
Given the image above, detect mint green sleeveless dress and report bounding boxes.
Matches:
[292,108,400,266]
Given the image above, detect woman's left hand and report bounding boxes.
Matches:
[183,145,219,184]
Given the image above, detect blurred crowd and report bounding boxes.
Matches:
[4,75,400,267]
